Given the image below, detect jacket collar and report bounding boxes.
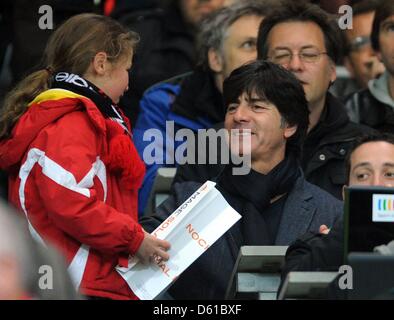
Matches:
[305,93,353,148]
[309,93,349,137]
[274,175,316,245]
[368,71,394,108]
[224,174,317,252]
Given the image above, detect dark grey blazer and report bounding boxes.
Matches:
[140,176,343,300]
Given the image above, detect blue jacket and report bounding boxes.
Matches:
[140,176,343,299]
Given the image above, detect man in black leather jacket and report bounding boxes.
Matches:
[344,1,394,134]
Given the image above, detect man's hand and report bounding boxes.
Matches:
[319,224,330,235]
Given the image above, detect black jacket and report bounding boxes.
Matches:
[301,93,372,199]
[173,94,371,200]
[280,217,345,299]
[282,217,344,276]
[345,88,394,133]
[119,5,196,125]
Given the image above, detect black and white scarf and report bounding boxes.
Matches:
[51,71,130,135]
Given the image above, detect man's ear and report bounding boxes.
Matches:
[377,51,383,63]
[208,48,223,73]
[283,123,297,139]
[342,184,347,201]
[91,52,109,76]
[343,56,355,78]
[329,59,337,83]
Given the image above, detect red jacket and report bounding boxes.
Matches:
[0,88,146,299]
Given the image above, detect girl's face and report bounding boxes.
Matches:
[84,51,133,104]
[101,53,132,104]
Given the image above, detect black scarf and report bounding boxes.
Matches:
[216,151,300,245]
[51,71,130,135]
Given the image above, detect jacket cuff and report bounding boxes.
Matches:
[128,224,145,255]
[118,253,129,268]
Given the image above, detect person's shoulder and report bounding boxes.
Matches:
[139,72,194,113]
[302,179,343,207]
[36,109,101,150]
[344,88,381,112]
[144,72,193,96]
[149,180,204,223]
[171,181,204,201]
[35,95,106,142]
[349,87,376,100]
[344,120,375,136]
[328,96,375,140]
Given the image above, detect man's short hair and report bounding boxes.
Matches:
[352,0,382,16]
[257,1,343,64]
[371,1,394,52]
[196,0,274,70]
[223,60,309,158]
[345,132,394,184]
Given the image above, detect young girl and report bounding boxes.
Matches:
[0,13,170,300]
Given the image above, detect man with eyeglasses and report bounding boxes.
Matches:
[345,1,394,134]
[334,0,385,99]
[257,1,370,200]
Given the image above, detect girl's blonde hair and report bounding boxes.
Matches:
[0,13,139,139]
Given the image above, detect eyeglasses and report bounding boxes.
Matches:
[268,50,328,65]
[349,36,371,52]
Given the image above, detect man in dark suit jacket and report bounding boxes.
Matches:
[140,60,343,299]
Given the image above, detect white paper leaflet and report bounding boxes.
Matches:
[116,181,241,300]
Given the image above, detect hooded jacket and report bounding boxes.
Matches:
[0,88,145,300]
[345,72,394,133]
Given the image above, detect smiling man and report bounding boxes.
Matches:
[257,1,370,201]
[134,1,271,216]
[140,60,343,299]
